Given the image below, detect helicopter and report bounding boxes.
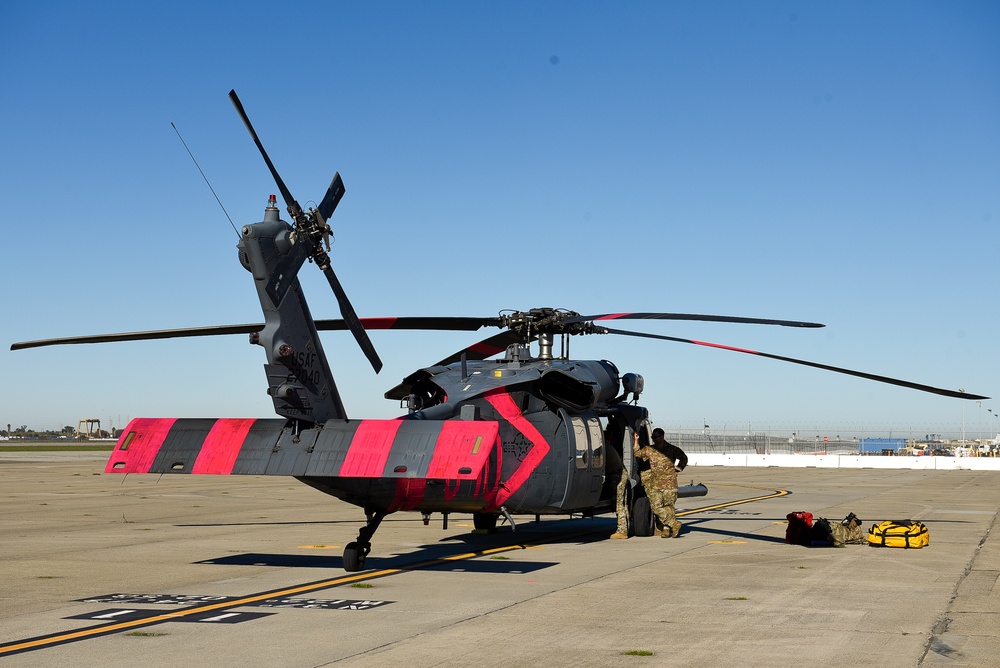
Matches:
[12,90,988,572]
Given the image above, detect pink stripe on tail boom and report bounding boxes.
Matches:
[105,418,178,473]
[191,418,257,474]
[340,420,404,476]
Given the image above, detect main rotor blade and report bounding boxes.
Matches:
[10,324,262,350]
[10,317,492,351]
[602,326,988,400]
[317,172,346,222]
[575,313,825,328]
[318,316,490,332]
[228,89,299,215]
[319,263,383,373]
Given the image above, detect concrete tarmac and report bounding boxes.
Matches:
[1,452,998,667]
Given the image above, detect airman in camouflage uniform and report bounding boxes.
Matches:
[634,427,688,537]
[606,427,630,539]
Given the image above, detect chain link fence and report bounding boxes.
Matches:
[662,431,860,455]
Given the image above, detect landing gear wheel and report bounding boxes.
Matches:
[342,507,385,572]
[473,512,499,532]
[343,541,367,572]
[632,495,655,537]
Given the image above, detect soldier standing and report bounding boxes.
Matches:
[634,427,688,537]
[606,424,630,539]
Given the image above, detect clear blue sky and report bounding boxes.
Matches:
[2,1,997,439]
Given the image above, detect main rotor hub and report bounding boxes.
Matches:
[498,308,605,339]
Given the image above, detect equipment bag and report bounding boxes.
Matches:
[867,520,929,549]
[785,511,813,546]
[829,512,865,545]
[810,517,839,547]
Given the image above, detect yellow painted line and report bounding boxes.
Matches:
[2,489,784,656]
[678,488,789,517]
[709,482,790,492]
[0,532,580,657]
[0,570,393,656]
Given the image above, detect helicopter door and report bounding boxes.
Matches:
[623,424,636,486]
[622,419,651,487]
[558,411,605,511]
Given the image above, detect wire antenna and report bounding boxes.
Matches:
[171,122,240,237]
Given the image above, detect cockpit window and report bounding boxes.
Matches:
[588,417,604,469]
[572,417,588,469]
[571,415,605,470]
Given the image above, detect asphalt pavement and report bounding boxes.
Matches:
[1,452,998,667]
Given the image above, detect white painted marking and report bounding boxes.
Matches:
[201,613,241,622]
[93,610,136,619]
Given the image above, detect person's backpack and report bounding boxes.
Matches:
[809,517,839,546]
[785,511,813,546]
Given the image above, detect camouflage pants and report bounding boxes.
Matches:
[614,469,630,534]
[647,486,678,531]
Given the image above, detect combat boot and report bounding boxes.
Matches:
[671,521,682,537]
[610,532,629,539]
[658,527,672,538]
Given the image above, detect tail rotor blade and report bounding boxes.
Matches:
[320,264,383,373]
[318,172,346,222]
[228,89,300,216]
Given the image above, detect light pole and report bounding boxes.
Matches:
[978,401,983,452]
[989,409,999,454]
[961,390,966,448]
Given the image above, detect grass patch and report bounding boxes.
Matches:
[725,596,748,600]
[489,555,510,560]
[126,631,168,637]
[623,650,654,656]
[350,583,373,589]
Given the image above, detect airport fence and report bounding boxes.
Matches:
[663,431,860,455]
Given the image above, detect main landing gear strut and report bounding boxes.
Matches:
[343,507,386,572]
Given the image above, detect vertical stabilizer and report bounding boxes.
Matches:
[239,200,346,423]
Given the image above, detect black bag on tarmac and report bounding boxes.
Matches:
[810,517,839,547]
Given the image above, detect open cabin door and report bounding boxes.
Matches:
[624,418,653,488]
[558,410,605,511]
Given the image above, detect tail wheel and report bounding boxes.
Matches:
[343,541,367,572]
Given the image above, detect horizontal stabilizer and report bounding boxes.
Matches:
[106,417,501,481]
